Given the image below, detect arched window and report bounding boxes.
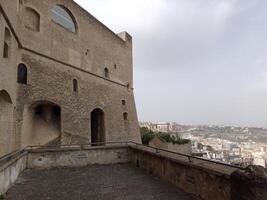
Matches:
[123,112,128,121]
[3,28,11,58]
[17,64,27,84]
[73,79,78,92]
[51,5,76,33]
[122,100,126,106]
[25,7,40,32]
[104,68,109,78]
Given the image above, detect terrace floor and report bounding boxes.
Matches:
[6,163,198,200]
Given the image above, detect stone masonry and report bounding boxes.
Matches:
[0,0,141,157]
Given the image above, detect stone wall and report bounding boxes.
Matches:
[27,145,130,169]
[231,165,267,200]
[128,144,267,200]
[130,146,232,200]
[0,5,20,155]
[0,144,267,199]
[0,0,141,150]
[0,152,27,194]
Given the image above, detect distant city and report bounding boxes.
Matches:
[139,121,267,168]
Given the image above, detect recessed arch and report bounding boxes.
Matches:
[21,100,61,147]
[0,90,14,156]
[123,112,128,121]
[4,27,11,42]
[3,28,11,58]
[17,63,27,84]
[24,7,40,32]
[0,90,12,104]
[51,5,77,33]
[91,108,105,145]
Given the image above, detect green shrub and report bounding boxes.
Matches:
[0,194,4,200]
[140,127,155,145]
[140,127,190,145]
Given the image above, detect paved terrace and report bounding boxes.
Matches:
[1,143,266,200]
[6,163,198,200]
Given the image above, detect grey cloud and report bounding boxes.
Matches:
[75,0,267,126]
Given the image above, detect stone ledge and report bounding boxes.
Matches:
[27,144,128,154]
[129,145,238,177]
[0,151,27,172]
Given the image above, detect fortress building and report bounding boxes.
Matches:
[0,0,141,156]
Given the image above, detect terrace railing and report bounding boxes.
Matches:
[0,141,245,171]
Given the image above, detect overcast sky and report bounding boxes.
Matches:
[74,0,267,127]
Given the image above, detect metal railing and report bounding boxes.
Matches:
[0,149,27,165]
[0,141,246,170]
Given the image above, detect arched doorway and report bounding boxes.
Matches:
[91,108,105,145]
[0,90,13,156]
[21,101,61,147]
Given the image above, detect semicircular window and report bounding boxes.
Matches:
[51,5,76,33]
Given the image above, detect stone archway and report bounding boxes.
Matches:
[0,90,13,156]
[21,101,61,147]
[91,108,105,145]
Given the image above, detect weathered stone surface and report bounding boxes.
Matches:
[1,144,266,200]
[230,165,267,200]
[130,147,233,200]
[0,152,27,194]
[6,164,199,200]
[27,146,130,169]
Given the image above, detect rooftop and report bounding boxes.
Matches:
[6,163,197,200]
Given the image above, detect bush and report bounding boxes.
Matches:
[157,132,190,145]
[0,194,4,200]
[140,127,190,145]
[140,127,155,145]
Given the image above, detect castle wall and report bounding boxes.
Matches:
[0,0,141,149]
[17,50,140,146]
[0,9,19,155]
[0,10,18,103]
[13,0,133,86]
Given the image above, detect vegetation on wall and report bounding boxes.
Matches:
[140,127,190,145]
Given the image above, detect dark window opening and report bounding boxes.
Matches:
[104,68,109,78]
[123,112,128,121]
[17,64,27,84]
[122,100,126,106]
[91,108,105,146]
[3,42,9,58]
[114,64,117,69]
[136,159,140,168]
[73,79,78,92]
